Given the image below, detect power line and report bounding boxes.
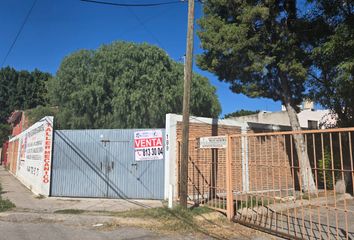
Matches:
[1,0,38,68]
[125,7,166,49]
[80,0,187,7]
[83,0,171,49]
[114,6,173,37]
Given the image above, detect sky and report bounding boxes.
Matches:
[0,0,283,117]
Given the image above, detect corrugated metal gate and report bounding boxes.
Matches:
[50,129,165,199]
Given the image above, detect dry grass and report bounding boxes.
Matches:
[54,205,274,239]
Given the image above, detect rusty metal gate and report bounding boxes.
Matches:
[178,128,354,239]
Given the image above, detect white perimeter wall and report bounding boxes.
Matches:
[9,117,54,196]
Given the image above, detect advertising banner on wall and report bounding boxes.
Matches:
[10,116,54,196]
[134,130,163,161]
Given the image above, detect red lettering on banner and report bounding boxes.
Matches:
[134,137,162,148]
[43,125,52,184]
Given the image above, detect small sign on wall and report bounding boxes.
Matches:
[199,136,227,149]
[134,130,163,161]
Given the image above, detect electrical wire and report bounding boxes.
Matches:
[125,6,166,49]
[113,6,173,37]
[80,0,186,7]
[1,0,38,68]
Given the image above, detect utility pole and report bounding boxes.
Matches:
[180,0,195,208]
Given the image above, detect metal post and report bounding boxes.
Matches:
[226,135,234,220]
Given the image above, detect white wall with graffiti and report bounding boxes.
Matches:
[9,117,54,196]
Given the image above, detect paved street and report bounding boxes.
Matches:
[0,221,163,240]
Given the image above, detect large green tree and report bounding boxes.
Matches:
[48,41,221,129]
[307,0,354,127]
[197,0,316,192]
[224,109,260,119]
[0,67,51,142]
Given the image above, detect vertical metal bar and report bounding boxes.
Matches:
[252,136,258,225]
[283,135,291,236]
[330,133,340,240]
[200,146,206,207]
[339,133,349,240]
[177,141,181,199]
[277,135,284,232]
[349,132,354,195]
[265,135,270,229]
[192,142,195,202]
[305,134,314,238]
[226,135,234,220]
[230,137,234,214]
[215,148,218,210]
[321,133,330,240]
[296,134,306,239]
[260,135,265,226]
[196,141,199,203]
[313,133,322,239]
[270,136,277,230]
[290,135,299,238]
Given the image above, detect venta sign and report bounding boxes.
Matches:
[134,130,163,161]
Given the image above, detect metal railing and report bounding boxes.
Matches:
[178,127,354,239]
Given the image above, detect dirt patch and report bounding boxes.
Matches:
[80,207,278,239]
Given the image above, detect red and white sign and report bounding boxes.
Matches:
[134,130,163,161]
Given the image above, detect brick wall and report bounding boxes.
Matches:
[175,121,294,198]
[176,122,242,197]
[176,122,242,139]
[242,134,294,193]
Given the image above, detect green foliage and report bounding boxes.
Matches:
[26,106,58,127]
[0,124,10,144]
[197,1,308,109]
[236,196,270,209]
[307,1,354,127]
[223,109,260,119]
[49,42,221,129]
[0,198,15,212]
[0,183,15,212]
[318,148,341,189]
[0,67,51,140]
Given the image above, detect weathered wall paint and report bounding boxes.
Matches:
[9,117,54,196]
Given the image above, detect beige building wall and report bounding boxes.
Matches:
[229,109,336,129]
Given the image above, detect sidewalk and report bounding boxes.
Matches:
[0,167,162,213]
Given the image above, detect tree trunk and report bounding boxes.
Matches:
[284,102,317,194]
